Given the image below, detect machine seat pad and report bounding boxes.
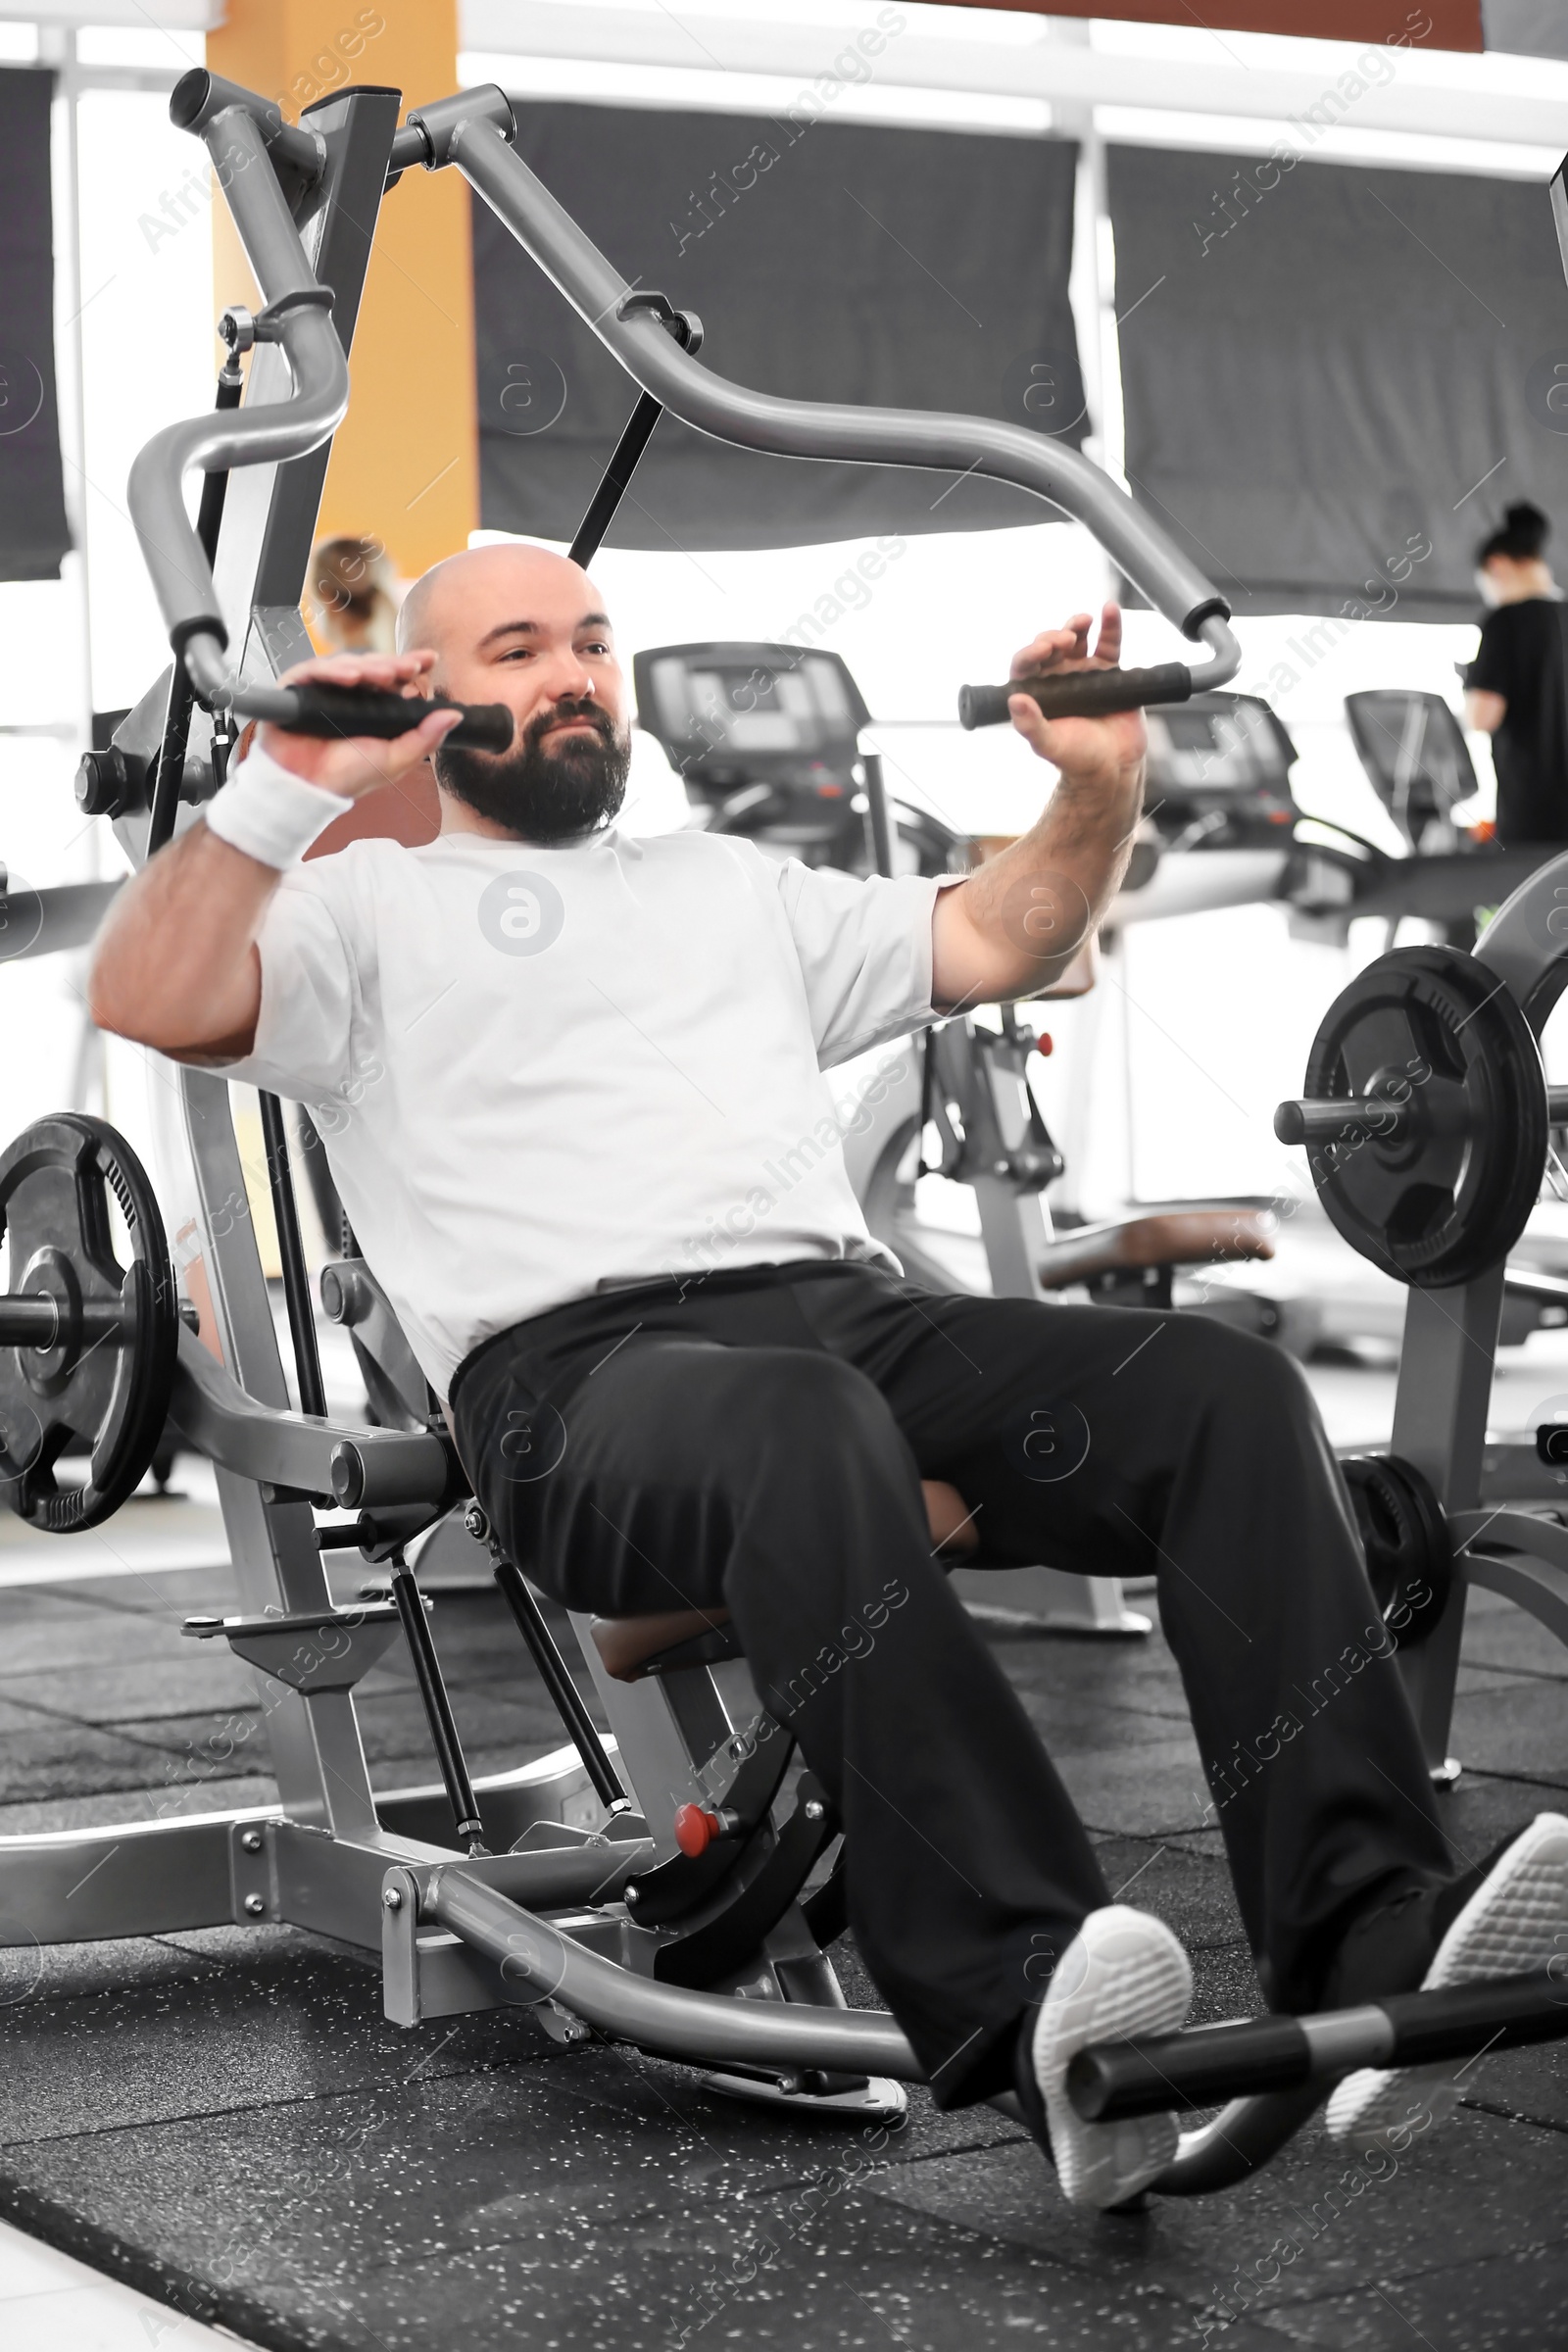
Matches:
[592,1607,737,1682]
[1038,1209,1275,1292]
[590,1483,979,1679]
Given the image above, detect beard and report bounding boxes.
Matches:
[434,696,630,844]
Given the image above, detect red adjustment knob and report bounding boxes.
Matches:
[674,1803,721,1857]
[1037,1033,1054,1057]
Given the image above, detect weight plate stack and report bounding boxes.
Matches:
[1298,945,1547,1288]
[0,1114,179,1532]
[1342,1453,1452,1644]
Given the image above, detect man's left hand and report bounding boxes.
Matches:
[930,601,1148,1010]
[1005,603,1147,787]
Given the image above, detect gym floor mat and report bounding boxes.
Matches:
[0,1556,1564,2348]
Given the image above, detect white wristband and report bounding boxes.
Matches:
[203,742,354,869]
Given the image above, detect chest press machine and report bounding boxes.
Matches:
[1,72,1567,2191]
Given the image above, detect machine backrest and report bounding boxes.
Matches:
[1344,691,1479,852]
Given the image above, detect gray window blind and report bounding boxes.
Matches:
[0,67,69,583]
[474,103,1085,551]
[1108,143,1568,620]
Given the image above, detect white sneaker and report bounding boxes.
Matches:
[1326,1812,1568,2156]
[1031,1904,1193,2210]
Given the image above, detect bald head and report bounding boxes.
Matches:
[397,542,605,674]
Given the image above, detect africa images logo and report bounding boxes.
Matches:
[478,870,566,957]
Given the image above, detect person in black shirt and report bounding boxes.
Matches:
[1465,501,1568,848]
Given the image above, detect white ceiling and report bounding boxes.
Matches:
[5,1,217,21]
[457,4,1568,173]
[0,5,1562,175]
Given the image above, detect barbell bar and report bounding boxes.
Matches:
[1275,1084,1568,1150]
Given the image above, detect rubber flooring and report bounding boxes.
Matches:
[0,1542,1564,2347]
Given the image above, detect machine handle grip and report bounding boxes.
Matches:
[956,662,1195,732]
[271,685,514,754]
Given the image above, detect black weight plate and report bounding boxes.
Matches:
[1343,1453,1452,1645]
[0,1114,178,1531]
[1300,945,1547,1287]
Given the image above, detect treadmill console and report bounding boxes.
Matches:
[1143,693,1301,849]
[633,640,953,875]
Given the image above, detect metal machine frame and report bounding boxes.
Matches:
[4,71,1565,2191]
[1390,884,1568,1783]
[843,1013,1152,1634]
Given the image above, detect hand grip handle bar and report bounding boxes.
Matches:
[233,683,514,755]
[1068,1970,1568,2123]
[407,91,1240,691]
[1276,1085,1568,1147]
[129,81,350,711]
[958,660,1196,731]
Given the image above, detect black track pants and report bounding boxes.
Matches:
[451,1262,1452,2105]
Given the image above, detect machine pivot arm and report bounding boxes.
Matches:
[422,1864,923,2080]
[169,1324,451,1509]
[429,95,1240,687]
[131,78,350,710]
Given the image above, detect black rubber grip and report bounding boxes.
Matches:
[1376,1972,1568,2067]
[1067,1970,1568,2122]
[1067,2015,1311,2122]
[278,685,514,754]
[956,662,1196,731]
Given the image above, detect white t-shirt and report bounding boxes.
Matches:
[222,811,951,1396]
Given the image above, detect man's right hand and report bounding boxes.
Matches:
[262,648,462,801]
[91,649,463,1055]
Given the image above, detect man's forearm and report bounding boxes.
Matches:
[89,822,276,1055]
[934,754,1145,1008]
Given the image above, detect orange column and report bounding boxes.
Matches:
[207,1,478,581]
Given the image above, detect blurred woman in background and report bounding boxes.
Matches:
[1465,500,1568,850]
[309,534,401,655]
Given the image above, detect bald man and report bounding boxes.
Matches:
[91,544,1565,2209]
